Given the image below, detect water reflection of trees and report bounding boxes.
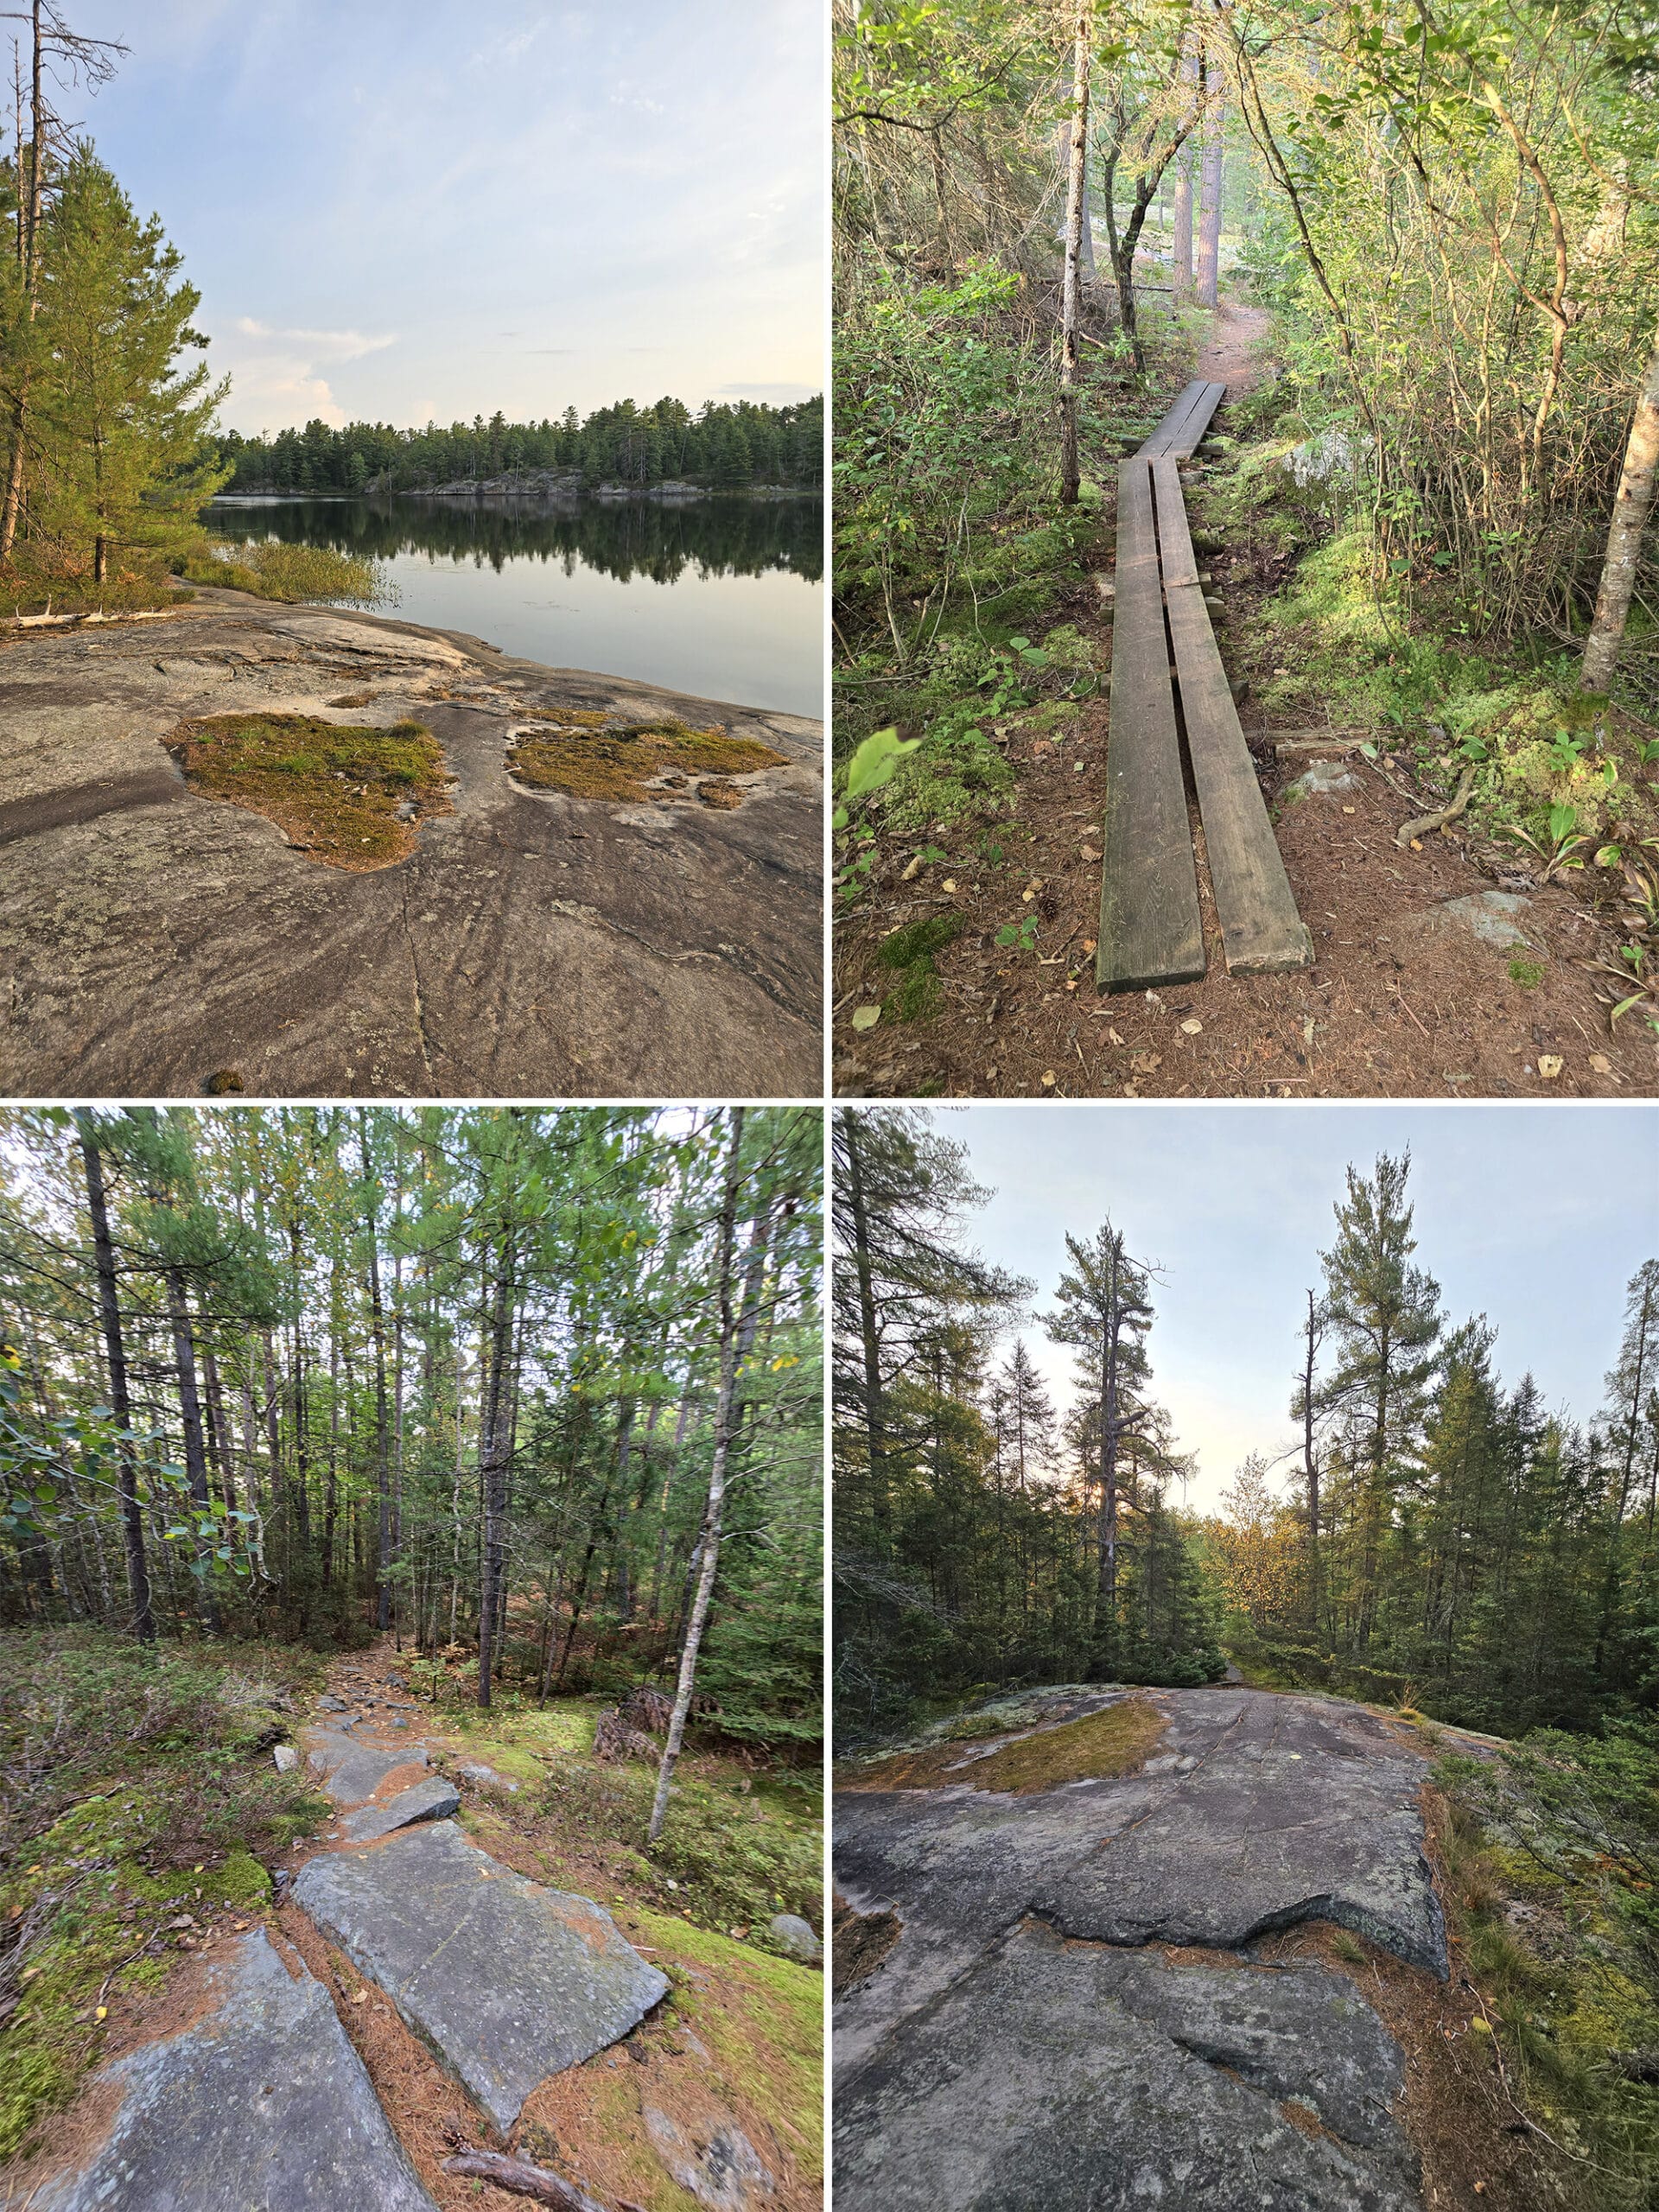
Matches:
[207,493,823,585]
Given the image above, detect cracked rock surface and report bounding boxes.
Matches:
[835,1684,1444,2211]
[0,589,820,1096]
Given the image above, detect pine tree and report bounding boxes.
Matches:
[34,149,226,581]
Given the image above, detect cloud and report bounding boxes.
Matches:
[609,82,664,115]
[234,317,397,362]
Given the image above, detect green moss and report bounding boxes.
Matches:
[855,1698,1167,1794]
[508,721,787,805]
[167,713,450,869]
[1509,958,1546,988]
[883,962,945,1023]
[878,913,963,968]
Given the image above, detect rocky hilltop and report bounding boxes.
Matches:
[835,1684,1516,2212]
[0,584,820,1097]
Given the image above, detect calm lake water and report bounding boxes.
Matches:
[206,493,824,718]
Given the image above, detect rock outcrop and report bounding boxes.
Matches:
[0,588,819,1097]
[836,1684,1446,2212]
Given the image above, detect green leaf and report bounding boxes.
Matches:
[850,1006,881,1032]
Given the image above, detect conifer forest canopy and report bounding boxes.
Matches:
[0,1107,823,1756]
[832,1108,1659,1747]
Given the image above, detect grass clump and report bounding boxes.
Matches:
[167,712,450,869]
[0,1628,327,2161]
[852,1697,1166,1795]
[1509,957,1546,988]
[179,537,390,607]
[508,721,787,806]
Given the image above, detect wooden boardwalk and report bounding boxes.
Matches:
[1096,387,1313,990]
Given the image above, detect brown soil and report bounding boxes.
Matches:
[834,554,1659,1099]
[1195,297,1274,397]
[832,1898,904,1998]
[167,712,452,871]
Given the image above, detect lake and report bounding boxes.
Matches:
[205,493,824,718]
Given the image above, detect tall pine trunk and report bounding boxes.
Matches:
[75,1113,152,1642]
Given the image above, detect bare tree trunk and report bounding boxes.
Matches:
[1582,324,1659,691]
[1058,5,1091,507]
[359,1114,392,1633]
[1197,71,1223,310]
[475,1239,515,1708]
[75,1112,153,1642]
[166,1267,219,1636]
[1300,1291,1325,1639]
[648,1109,773,1847]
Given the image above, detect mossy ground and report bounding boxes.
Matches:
[848,1697,1166,1795]
[0,1629,327,2164]
[507,721,788,806]
[166,712,451,869]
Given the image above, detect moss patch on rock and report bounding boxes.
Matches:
[166,713,450,870]
[507,720,788,807]
[850,1697,1166,1796]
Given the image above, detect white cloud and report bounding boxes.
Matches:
[234,317,397,362]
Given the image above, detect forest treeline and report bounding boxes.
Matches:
[833,0,1659,810]
[216,396,825,499]
[832,1107,1659,1749]
[0,1107,823,1758]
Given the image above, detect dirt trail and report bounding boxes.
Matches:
[17,1643,817,2212]
[834,1684,1558,2211]
[833,301,1659,1099]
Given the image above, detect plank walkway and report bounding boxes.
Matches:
[1096,385,1313,990]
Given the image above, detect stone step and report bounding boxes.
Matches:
[341,1774,461,1844]
[306,1727,429,1806]
[293,1818,670,2132]
[30,1930,437,2212]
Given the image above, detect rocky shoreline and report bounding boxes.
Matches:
[0,581,821,1098]
[219,475,820,502]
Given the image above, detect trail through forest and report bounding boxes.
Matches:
[8,1635,821,2212]
[833,1683,1564,2212]
[835,301,1659,1100]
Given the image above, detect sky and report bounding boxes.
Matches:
[916,1103,1659,1515]
[49,1,823,435]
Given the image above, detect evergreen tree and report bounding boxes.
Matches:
[34,149,225,581]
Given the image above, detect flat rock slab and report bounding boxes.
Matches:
[293,1818,669,2131]
[836,1917,1419,2212]
[31,1929,436,2212]
[341,1774,461,1842]
[0,593,819,1097]
[307,1727,429,1805]
[836,1682,1445,2202]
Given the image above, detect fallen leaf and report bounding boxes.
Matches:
[942,877,957,893]
[900,855,922,881]
[1146,989,1163,1007]
[1410,837,1423,851]
[1065,977,1079,991]
[1538,1053,1564,1078]
[352,1988,368,2005]
[1022,888,1036,903]
[1041,1070,1056,1086]
[1131,1051,1163,1074]
[850,1007,880,1033]
[1341,806,1356,816]
[1108,1027,1123,1045]
[1179,1018,1202,1035]
[1080,847,1101,862]
[1083,938,1097,954]
[94,2005,107,2021]
[1589,1052,1612,1075]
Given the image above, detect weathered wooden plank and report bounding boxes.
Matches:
[1096,459,1206,992]
[1151,457,1313,976]
[1160,379,1226,459]
[1137,380,1207,457]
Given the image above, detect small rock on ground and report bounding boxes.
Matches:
[768,1913,821,1962]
